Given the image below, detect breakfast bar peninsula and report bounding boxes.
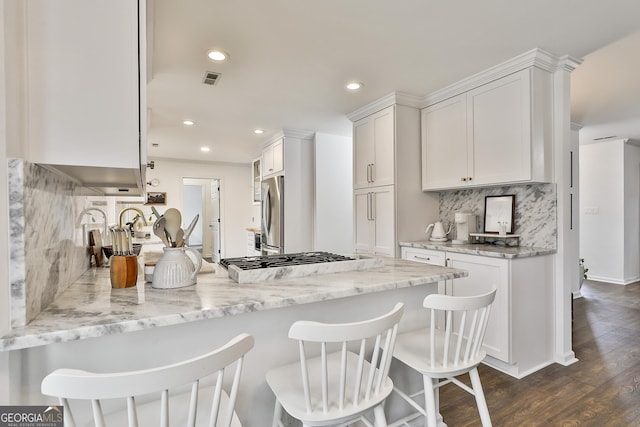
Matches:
[0,256,466,426]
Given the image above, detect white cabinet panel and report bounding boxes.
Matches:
[446,253,510,363]
[354,186,395,257]
[468,70,532,185]
[401,247,446,266]
[421,94,468,189]
[25,0,145,194]
[262,138,284,177]
[353,106,395,189]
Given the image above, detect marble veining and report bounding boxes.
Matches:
[0,257,467,352]
[438,183,556,248]
[8,159,106,327]
[399,240,556,259]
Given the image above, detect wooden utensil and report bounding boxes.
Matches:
[174,228,185,247]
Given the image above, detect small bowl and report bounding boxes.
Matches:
[102,244,142,258]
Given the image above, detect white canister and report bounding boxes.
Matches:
[152,247,203,289]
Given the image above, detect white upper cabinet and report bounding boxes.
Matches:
[24,0,146,195]
[262,137,284,177]
[422,67,552,191]
[353,106,395,189]
[421,94,468,189]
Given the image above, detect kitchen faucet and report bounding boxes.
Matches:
[77,207,109,246]
[118,207,149,228]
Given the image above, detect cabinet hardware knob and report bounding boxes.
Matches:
[461,177,467,182]
[468,177,473,181]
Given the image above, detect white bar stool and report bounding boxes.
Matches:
[390,289,496,427]
[266,303,404,427]
[41,333,254,427]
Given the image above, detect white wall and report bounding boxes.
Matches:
[314,133,353,254]
[624,143,640,282]
[146,158,254,258]
[580,139,630,283]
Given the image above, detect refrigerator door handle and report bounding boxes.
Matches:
[262,187,271,234]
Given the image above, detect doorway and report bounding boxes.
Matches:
[182,178,222,262]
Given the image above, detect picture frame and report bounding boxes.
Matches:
[146,192,166,205]
[484,195,515,234]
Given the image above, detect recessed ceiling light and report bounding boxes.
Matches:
[346,81,364,91]
[254,129,264,134]
[200,146,211,152]
[183,120,195,126]
[207,49,229,62]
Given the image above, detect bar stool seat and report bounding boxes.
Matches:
[266,303,404,427]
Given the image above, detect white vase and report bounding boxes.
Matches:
[152,247,202,289]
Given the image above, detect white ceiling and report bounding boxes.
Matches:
[146,0,640,164]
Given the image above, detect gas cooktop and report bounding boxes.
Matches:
[220,252,355,271]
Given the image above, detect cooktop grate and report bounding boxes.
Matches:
[219,252,355,270]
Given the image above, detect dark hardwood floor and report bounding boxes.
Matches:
[436,280,640,426]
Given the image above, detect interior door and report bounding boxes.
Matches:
[182,178,221,261]
[209,182,221,262]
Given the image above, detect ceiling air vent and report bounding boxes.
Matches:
[203,71,221,86]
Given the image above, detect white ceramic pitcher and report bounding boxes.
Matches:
[152,247,203,289]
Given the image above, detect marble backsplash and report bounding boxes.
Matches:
[438,183,556,248]
[8,159,102,327]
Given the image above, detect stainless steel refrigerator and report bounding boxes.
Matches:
[261,176,284,255]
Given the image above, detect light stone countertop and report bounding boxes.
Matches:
[0,256,467,352]
[400,240,556,259]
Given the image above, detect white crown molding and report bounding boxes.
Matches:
[262,129,315,148]
[346,91,422,122]
[346,49,584,122]
[282,128,315,140]
[423,48,583,107]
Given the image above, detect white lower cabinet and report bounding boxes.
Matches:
[445,253,509,363]
[402,247,553,378]
[354,186,395,256]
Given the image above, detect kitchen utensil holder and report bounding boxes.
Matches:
[110,255,138,288]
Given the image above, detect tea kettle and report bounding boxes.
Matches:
[425,221,452,242]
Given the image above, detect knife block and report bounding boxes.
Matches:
[110,255,138,288]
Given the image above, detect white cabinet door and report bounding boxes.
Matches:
[353,186,395,256]
[421,94,469,190]
[353,189,373,253]
[446,252,510,363]
[262,138,284,177]
[353,106,395,189]
[468,69,532,186]
[26,0,140,171]
[371,185,395,256]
